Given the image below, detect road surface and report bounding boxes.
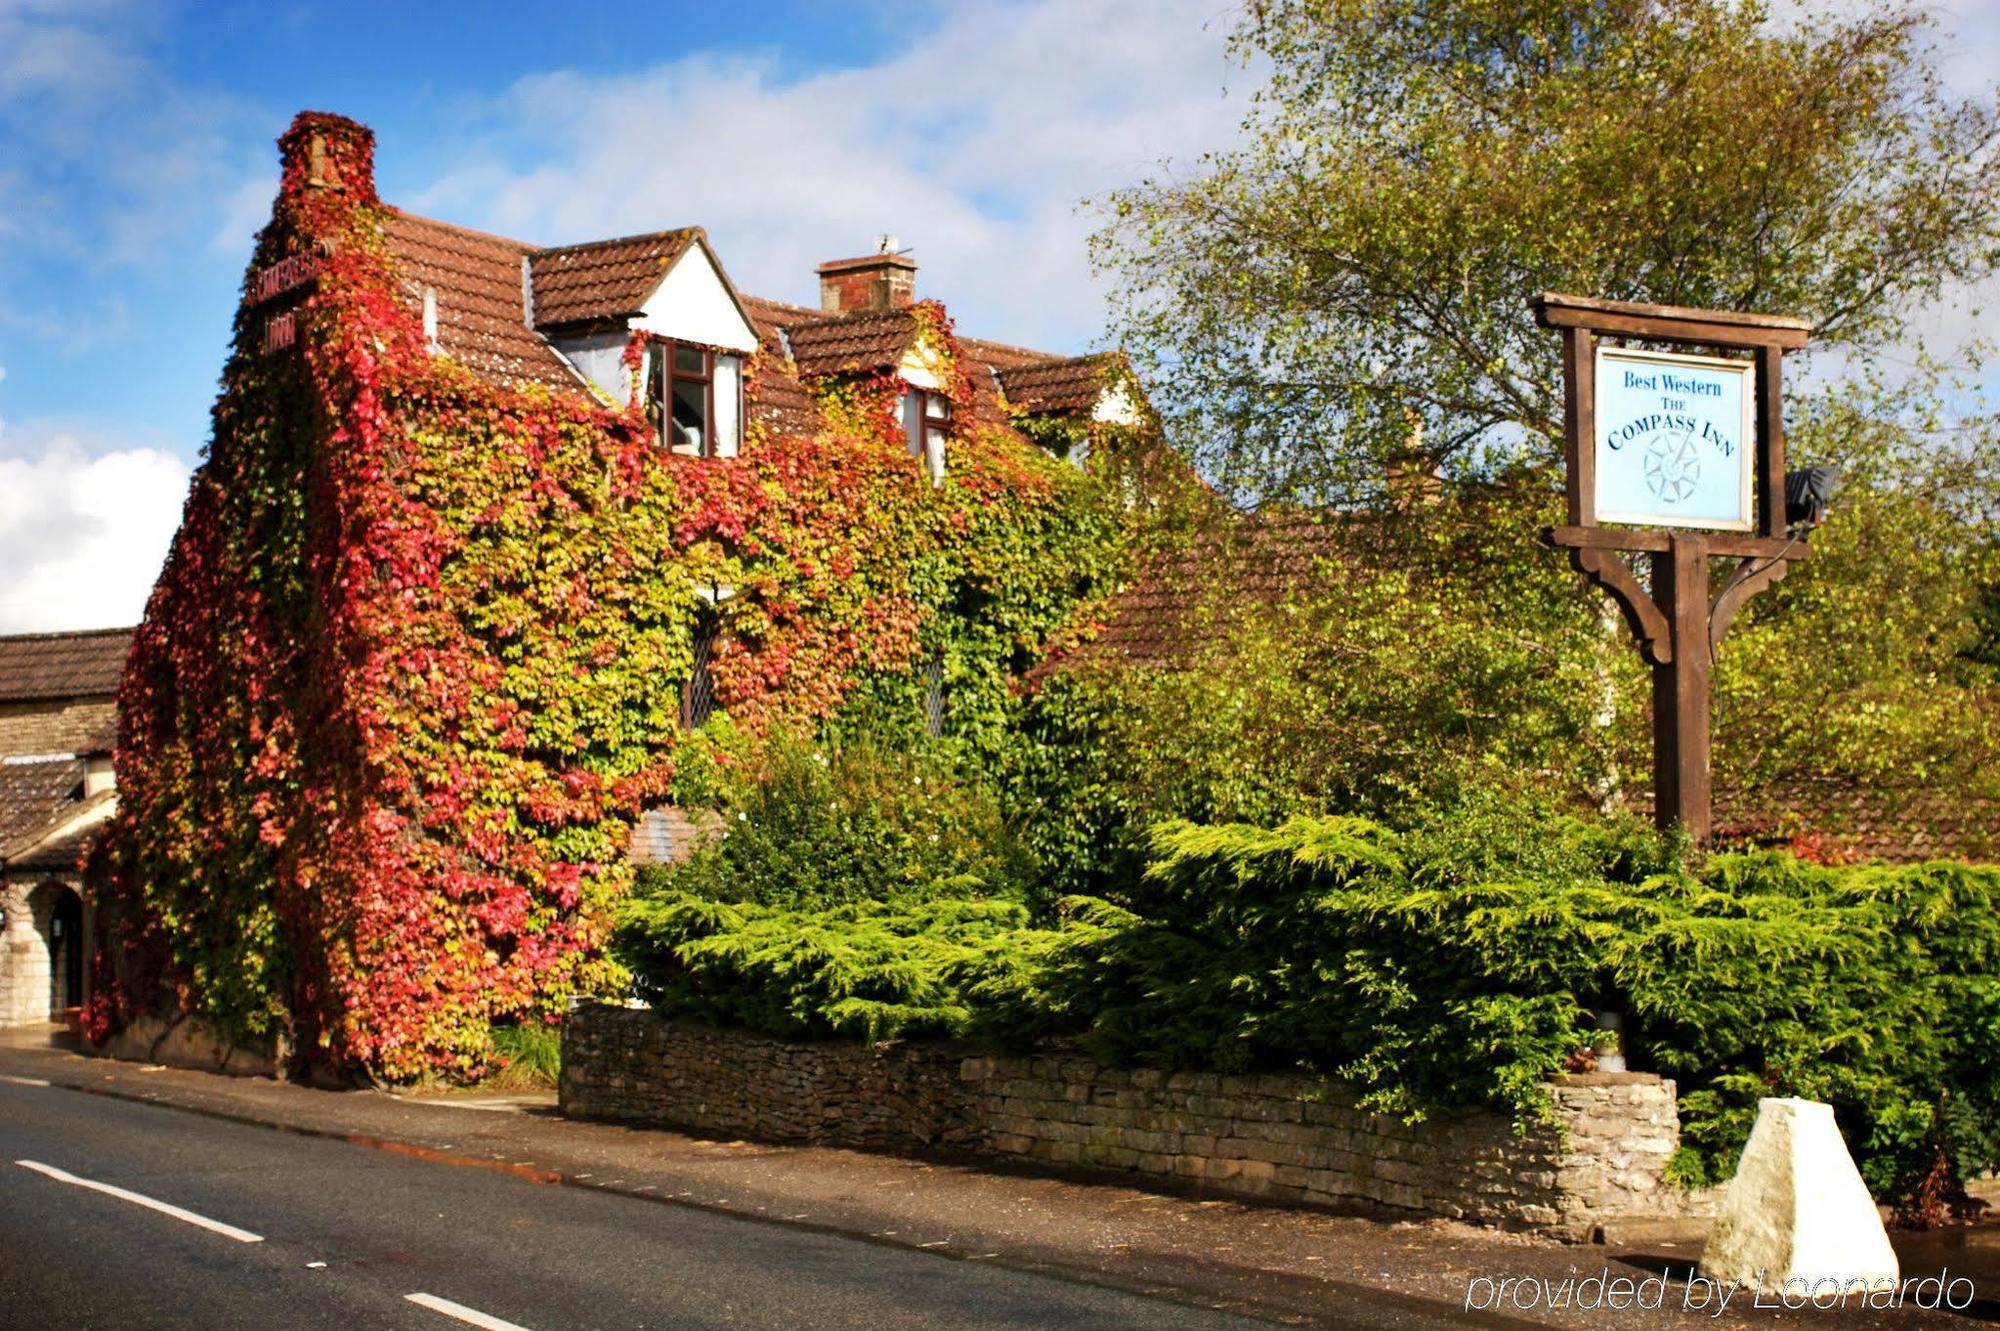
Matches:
[0,1076,1321,1331]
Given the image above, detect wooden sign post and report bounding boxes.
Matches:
[1533,294,1813,841]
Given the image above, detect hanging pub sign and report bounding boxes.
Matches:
[1594,346,1755,532]
[1531,294,1813,842]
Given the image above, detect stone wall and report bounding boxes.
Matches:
[87,1011,281,1078]
[0,697,117,756]
[562,1003,1709,1238]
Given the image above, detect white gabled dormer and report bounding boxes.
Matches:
[536,231,759,459]
[1092,381,1143,427]
[634,241,757,460]
[634,243,758,356]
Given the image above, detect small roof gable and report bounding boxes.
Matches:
[529,228,698,327]
[380,211,580,392]
[0,755,86,861]
[786,309,920,380]
[0,628,133,704]
[998,353,1122,415]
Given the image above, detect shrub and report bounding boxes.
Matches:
[616,783,2000,1206]
[644,724,1035,911]
[615,891,1056,1043]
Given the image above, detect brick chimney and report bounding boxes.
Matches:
[817,236,917,313]
[276,111,378,207]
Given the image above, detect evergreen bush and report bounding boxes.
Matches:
[616,781,2000,1204]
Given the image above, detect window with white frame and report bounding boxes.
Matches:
[648,341,742,458]
[901,388,951,484]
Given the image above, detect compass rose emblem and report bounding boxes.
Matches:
[1642,430,1701,504]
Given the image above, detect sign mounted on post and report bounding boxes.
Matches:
[1532,293,1814,842]
[1594,347,1754,531]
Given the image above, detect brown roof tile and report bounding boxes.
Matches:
[958,334,1063,373]
[738,295,823,441]
[998,353,1117,414]
[0,628,133,704]
[0,756,84,857]
[786,309,917,380]
[529,229,697,327]
[1711,783,2000,865]
[1050,513,1349,674]
[379,212,581,393]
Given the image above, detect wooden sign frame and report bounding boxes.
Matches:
[1532,293,1814,841]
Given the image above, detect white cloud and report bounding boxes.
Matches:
[408,0,1250,354]
[0,428,185,633]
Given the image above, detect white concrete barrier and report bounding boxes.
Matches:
[1699,1097,1898,1297]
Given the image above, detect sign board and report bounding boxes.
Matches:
[1593,346,1754,531]
[248,249,324,306]
[263,311,297,354]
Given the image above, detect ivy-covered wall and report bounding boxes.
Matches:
[89,113,1127,1081]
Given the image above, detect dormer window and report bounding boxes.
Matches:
[903,388,951,484]
[646,340,742,458]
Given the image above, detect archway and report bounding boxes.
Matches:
[50,888,83,1012]
[0,879,84,1026]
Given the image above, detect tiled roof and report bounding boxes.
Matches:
[1711,783,2000,865]
[786,309,919,380]
[7,827,97,873]
[998,353,1117,414]
[0,756,84,858]
[738,296,823,441]
[1047,513,1349,674]
[529,229,696,327]
[375,208,1128,439]
[958,334,1062,373]
[380,212,582,393]
[0,628,133,704]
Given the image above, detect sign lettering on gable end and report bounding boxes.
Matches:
[248,250,323,306]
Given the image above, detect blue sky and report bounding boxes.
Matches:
[0,0,1994,632]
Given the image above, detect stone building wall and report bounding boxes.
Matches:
[562,1003,1708,1238]
[0,697,117,756]
[0,878,72,1026]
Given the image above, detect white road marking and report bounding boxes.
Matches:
[14,1160,264,1243]
[0,1075,50,1087]
[405,1292,536,1330]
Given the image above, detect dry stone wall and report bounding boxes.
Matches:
[562,1003,1708,1238]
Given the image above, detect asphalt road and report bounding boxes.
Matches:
[0,1078,1317,1331]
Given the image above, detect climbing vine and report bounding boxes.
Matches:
[90,113,1128,1080]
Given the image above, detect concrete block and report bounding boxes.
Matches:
[1699,1098,1898,1297]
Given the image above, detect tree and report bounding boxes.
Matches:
[1096,0,2000,502]
[1707,372,2000,804]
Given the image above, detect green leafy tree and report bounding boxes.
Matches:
[1089,0,2000,825]
[1096,0,2000,500]
[1707,374,2000,806]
